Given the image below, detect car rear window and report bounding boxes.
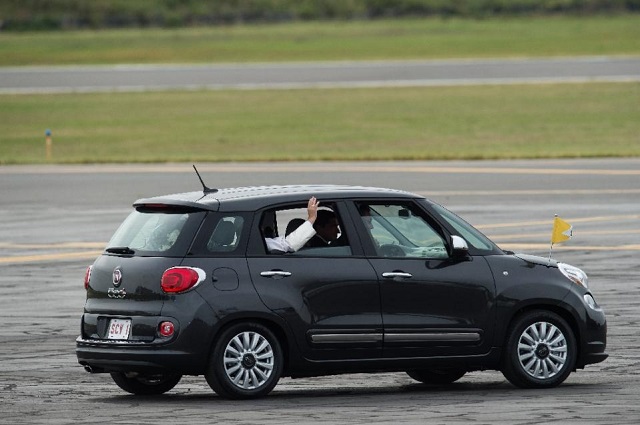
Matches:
[106,207,206,257]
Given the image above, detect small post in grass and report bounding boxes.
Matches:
[45,129,52,161]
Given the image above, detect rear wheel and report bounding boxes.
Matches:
[110,372,181,395]
[502,310,576,388]
[205,322,283,399]
[406,368,466,385]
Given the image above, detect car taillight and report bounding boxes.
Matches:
[160,267,205,293]
[84,265,93,290]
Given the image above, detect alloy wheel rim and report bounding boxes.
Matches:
[517,321,568,380]
[223,331,274,390]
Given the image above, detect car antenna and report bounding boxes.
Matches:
[193,165,218,194]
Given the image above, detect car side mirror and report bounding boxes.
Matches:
[451,235,469,257]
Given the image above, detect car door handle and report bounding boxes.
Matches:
[382,272,413,279]
[260,270,292,278]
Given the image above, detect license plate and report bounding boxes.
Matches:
[107,318,131,340]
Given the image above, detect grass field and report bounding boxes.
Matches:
[1,82,638,164]
[1,16,638,164]
[1,15,639,66]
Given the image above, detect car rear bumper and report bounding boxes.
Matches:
[76,336,206,375]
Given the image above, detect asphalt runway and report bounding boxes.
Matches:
[2,57,639,93]
[1,159,639,424]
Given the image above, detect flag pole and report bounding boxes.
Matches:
[548,214,557,264]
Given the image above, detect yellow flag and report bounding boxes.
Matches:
[551,216,572,245]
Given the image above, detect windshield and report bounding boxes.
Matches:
[107,208,206,256]
[429,202,500,252]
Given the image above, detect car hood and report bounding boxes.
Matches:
[514,253,558,268]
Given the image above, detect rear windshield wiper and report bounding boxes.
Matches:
[105,246,136,255]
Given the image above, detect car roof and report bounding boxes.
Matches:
[133,184,421,212]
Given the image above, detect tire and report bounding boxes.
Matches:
[501,310,577,389]
[406,369,466,385]
[205,322,283,399]
[110,372,181,395]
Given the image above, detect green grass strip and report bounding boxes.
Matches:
[1,15,639,66]
[1,83,638,164]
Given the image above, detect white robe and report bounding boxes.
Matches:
[265,220,316,253]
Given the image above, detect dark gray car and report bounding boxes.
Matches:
[77,185,607,399]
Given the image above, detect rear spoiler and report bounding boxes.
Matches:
[134,192,220,212]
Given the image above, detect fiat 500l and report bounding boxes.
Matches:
[76,184,607,399]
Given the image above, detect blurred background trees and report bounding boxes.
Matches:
[1,0,638,31]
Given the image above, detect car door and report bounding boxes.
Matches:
[246,200,383,361]
[349,200,497,359]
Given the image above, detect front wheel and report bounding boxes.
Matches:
[110,372,181,395]
[502,310,576,388]
[205,322,283,399]
[406,368,466,385]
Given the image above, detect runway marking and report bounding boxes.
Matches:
[356,166,640,176]
[2,164,640,177]
[490,229,640,240]
[420,189,640,196]
[0,242,104,249]
[475,214,640,230]
[499,243,640,251]
[0,251,103,264]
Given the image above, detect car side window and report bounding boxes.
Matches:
[357,202,448,259]
[260,203,353,256]
[206,215,244,253]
